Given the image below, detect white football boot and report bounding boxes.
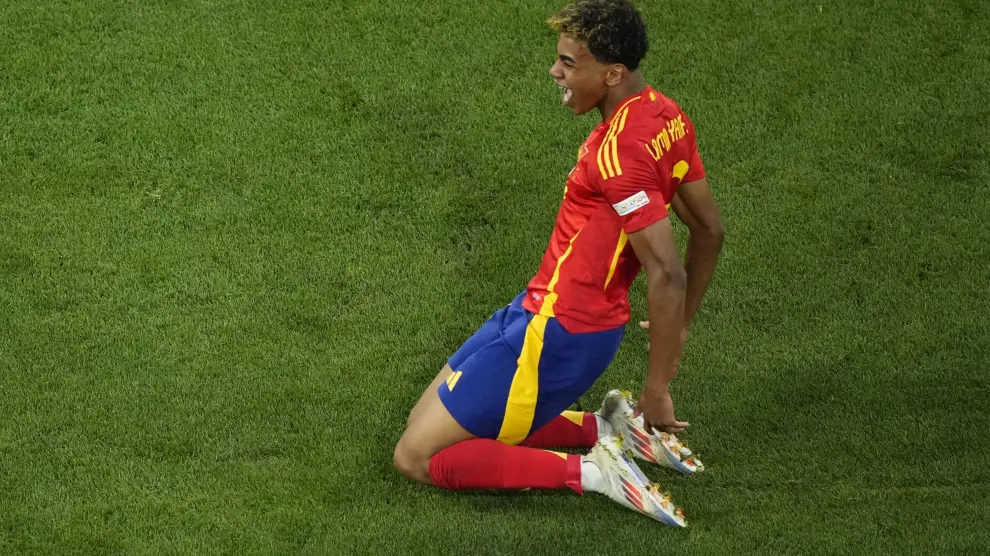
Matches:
[597,389,705,475]
[583,436,687,527]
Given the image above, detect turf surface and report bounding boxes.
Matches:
[2,0,989,553]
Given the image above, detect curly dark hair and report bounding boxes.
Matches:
[547,0,649,70]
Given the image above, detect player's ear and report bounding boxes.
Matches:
[605,64,626,87]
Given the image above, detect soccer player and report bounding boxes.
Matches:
[393,0,725,526]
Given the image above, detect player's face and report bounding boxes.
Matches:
[549,35,610,115]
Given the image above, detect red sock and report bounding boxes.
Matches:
[520,411,599,449]
[428,438,583,494]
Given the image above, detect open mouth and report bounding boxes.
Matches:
[558,84,573,104]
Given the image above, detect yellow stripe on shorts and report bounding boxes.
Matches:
[496,315,549,445]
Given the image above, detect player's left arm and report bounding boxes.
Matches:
[626,219,686,396]
[671,176,725,329]
[601,139,688,433]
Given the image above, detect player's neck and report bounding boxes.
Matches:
[597,73,646,122]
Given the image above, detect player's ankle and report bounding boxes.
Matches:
[580,457,605,493]
[595,415,614,439]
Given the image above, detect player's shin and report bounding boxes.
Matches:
[428,439,584,493]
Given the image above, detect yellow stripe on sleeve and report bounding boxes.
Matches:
[610,108,629,177]
[597,123,618,179]
[609,134,621,177]
[597,104,635,181]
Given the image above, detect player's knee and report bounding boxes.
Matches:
[392,439,430,484]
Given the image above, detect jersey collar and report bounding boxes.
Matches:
[603,85,652,126]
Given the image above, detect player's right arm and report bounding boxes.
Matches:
[626,219,690,434]
[670,177,725,329]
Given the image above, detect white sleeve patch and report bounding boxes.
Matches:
[612,190,650,216]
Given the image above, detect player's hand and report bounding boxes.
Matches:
[635,387,690,434]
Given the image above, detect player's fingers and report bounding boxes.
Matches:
[652,421,690,434]
[639,321,650,330]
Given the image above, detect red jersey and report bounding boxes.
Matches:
[522,86,706,333]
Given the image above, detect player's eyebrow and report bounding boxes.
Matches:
[558,54,576,65]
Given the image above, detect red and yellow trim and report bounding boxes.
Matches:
[603,230,629,291]
[561,410,585,426]
[597,96,641,180]
[538,229,582,318]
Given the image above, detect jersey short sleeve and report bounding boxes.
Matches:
[682,117,707,183]
[598,137,668,234]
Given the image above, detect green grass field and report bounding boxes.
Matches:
[2,0,989,553]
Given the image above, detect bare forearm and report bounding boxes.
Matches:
[683,231,724,328]
[645,270,686,391]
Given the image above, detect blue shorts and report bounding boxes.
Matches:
[439,292,625,445]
